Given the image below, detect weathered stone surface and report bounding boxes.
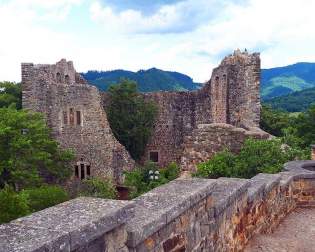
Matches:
[21,60,134,183]
[1,197,135,252]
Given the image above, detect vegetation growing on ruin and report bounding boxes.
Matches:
[124,162,180,199]
[195,138,307,179]
[106,79,158,161]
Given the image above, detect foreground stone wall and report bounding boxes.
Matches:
[3,160,315,252]
[21,59,134,183]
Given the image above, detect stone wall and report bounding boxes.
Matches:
[3,160,315,252]
[181,123,270,171]
[125,50,262,167]
[21,59,134,184]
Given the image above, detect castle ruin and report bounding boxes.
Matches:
[21,50,269,183]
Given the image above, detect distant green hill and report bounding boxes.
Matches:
[261,63,315,100]
[264,87,315,112]
[81,68,202,92]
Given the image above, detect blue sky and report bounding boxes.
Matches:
[0,0,315,82]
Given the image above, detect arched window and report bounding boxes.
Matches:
[56,72,62,82]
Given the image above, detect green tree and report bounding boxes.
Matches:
[0,185,30,224]
[260,105,290,136]
[106,79,158,161]
[294,105,315,148]
[0,108,74,190]
[77,177,117,199]
[0,82,22,109]
[22,185,69,212]
[124,162,180,199]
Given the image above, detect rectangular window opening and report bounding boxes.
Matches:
[80,164,85,180]
[86,165,90,176]
[75,165,79,178]
[76,111,81,125]
[149,151,159,163]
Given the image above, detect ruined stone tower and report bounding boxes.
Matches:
[21,59,134,183]
[22,50,267,180]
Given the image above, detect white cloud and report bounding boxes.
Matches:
[1,0,315,84]
[90,0,231,34]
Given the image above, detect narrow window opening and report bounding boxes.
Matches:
[86,165,91,176]
[65,75,70,84]
[56,72,62,82]
[76,111,81,125]
[80,163,85,180]
[69,108,74,125]
[149,152,159,163]
[75,165,79,178]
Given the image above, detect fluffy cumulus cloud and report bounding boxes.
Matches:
[0,0,315,83]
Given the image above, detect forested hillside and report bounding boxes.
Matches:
[82,68,202,92]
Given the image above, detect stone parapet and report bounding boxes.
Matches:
[2,161,315,251]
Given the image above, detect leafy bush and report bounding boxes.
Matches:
[78,178,117,199]
[124,162,180,199]
[22,185,69,212]
[0,82,21,110]
[0,108,74,190]
[195,138,307,179]
[0,185,30,224]
[106,79,158,161]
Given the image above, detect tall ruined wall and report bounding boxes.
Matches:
[135,50,262,167]
[3,160,315,252]
[21,59,134,183]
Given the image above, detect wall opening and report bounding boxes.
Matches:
[76,111,81,125]
[75,160,91,180]
[56,72,62,83]
[65,75,70,84]
[149,151,159,163]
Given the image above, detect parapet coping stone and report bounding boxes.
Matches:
[126,178,217,247]
[0,197,135,252]
[211,178,250,216]
[247,173,281,203]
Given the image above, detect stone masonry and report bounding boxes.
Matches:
[22,50,267,182]
[21,59,134,184]
[3,160,315,252]
[136,50,268,168]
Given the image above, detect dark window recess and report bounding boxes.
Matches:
[69,108,74,125]
[65,75,70,84]
[75,165,79,178]
[80,164,85,180]
[63,111,68,125]
[149,152,159,163]
[86,165,91,176]
[56,73,61,82]
[76,111,81,125]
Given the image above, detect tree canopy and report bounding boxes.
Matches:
[0,107,74,190]
[106,79,158,161]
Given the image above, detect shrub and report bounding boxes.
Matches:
[124,162,180,199]
[78,178,117,199]
[195,138,306,179]
[194,150,236,179]
[0,185,30,224]
[22,185,69,212]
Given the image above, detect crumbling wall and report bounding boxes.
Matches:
[3,161,315,252]
[181,123,270,172]
[21,59,134,184]
[135,50,262,167]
